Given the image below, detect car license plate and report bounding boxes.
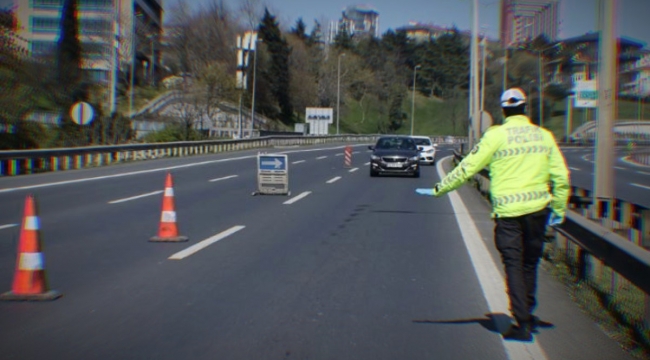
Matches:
[386,163,402,168]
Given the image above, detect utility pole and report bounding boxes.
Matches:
[480,36,487,114]
[251,37,261,136]
[502,48,508,92]
[337,53,345,135]
[129,9,136,118]
[411,65,421,136]
[150,35,155,87]
[109,0,119,115]
[469,0,480,149]
[566,93,574,142]
[594,0,617,213]
[538,51,544,127]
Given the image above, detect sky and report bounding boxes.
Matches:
[1,0,648,47]
[186,0,650,48]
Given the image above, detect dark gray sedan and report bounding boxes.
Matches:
[369,136,420,177]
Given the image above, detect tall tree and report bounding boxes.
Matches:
[435,27,469,97]
[54,0,86,146]
[291,17,307,42]
[306,20,323,47]
[258,8,293,124]
[56,0,83,104]
[333,27,353,51]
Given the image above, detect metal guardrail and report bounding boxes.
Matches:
[452,150,650,327]
[0,135,469,177]
[0,135,379,176]
[559,211,650,295]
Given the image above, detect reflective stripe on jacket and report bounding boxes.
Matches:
[436,115,570,218]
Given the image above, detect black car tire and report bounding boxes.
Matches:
[413,169,420,178]
[370,168,379,177]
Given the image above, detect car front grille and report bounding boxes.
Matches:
[382,156,407,163]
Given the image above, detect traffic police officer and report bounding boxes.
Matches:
[416,88,570,341]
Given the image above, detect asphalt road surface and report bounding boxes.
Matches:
[560,146,650,208]
[0,144,634,359]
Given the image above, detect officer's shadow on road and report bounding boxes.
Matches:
[413,313,555,334]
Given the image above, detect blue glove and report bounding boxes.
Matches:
[547,212,564,226]
[415,188,435,196]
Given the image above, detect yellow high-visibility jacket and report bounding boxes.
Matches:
[435,115,570,218]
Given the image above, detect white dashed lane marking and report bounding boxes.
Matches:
[283,191,312,205]
[108,190,163,204]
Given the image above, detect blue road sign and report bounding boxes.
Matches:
[259,155,286,171]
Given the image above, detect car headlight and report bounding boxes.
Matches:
[425,149,434,153]
[371,155,380,160]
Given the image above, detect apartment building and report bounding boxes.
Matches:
[329,4,379,42]
[500,0,559,48]
[13,0,162,86]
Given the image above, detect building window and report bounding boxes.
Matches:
[80,18,112,35]
[85,69,109,82]
[31,40,57,55]
[82,42,109,59]
[33,0,113,10]
[79,0,113,10]
[32,0,64,8]
[31,17,60,33]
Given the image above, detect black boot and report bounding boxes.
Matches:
[531,315,554,333]
[503,322,533,342]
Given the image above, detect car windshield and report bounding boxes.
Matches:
[413,138,432,146]
[375,137,417,151]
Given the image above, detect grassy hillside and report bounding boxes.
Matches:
[335,92,469,136]
[324,93,649,139]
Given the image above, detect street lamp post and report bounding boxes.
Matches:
[337,53,345,135]
[538,51,544,127]
[480,36,487,113]
[527,80,535,118]
[503,48,508,92]
[251,38,262,136]
[411,65,421,136]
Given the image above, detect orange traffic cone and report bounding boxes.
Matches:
[1,195,61,301]
[150,173,188,242]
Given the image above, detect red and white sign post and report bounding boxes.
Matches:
[344,146,352,168]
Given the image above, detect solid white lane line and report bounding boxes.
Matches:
[614,166,626,170]
[326,176,342,184]
[0,224,18,231]
[0,155,256,194]
[568,167,581,171]
[292,160,306,164]
[209,175,238,182]
[349,168,359,173]
[335,153,344,157]
[637,171,650,176]
[352,151,360,154]
[0,145,370,194]
[108,190,163,204]
[169,225,246,260]
[316,156,328,160]
[631,183,650,191]
[283,191,311,205]
[364,162,370,166]
[436,156,549,360]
